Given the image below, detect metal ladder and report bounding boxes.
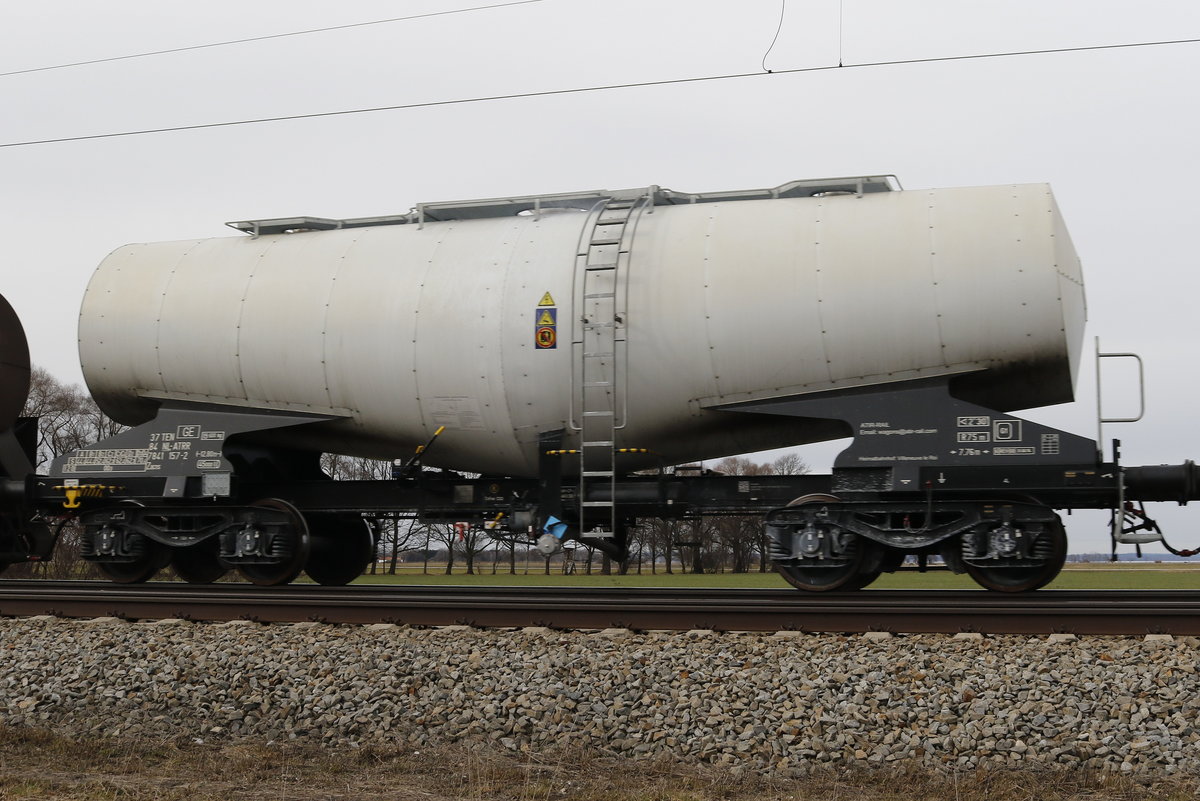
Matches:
[574,192,650,537]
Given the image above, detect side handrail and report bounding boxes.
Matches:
[1095,336,1145,459]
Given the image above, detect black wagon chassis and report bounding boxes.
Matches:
[3,363,1199,591]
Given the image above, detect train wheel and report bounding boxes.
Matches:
[236,499,310,586]
[171,540,229,584]
[775,494,877,592]
[776,548,879,591]
[96,533,170,584]
[844,546,895,590]
[305,515,375,586]
[963,516,1067,593]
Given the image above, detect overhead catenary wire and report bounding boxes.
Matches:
[760,0,787,72]
[0,0,544,78]
[2,35,1198,150]
[838,0,845,67]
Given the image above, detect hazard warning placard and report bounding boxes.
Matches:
[534,296,557,349]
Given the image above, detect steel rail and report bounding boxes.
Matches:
[1,582,1198,635]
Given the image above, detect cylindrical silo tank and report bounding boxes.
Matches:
[78,178,1085,477]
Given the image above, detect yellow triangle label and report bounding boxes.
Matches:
[538,291,556,307]
[537,309,556,325]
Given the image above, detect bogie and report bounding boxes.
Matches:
[767,498,1069,592]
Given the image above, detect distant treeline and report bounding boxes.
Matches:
[1068,553,1191,562]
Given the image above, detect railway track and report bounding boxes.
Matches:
[1,581,1198,634]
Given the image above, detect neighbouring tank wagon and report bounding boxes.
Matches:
[1,176,1198,593]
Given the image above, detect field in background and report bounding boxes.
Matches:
[351,561,1200,590]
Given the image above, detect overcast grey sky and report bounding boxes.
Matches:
[2,0,1198,552]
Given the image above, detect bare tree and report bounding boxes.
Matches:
[619,525,643,575]
[427,523,458,574]
[455,524,492,575]
[421,525,433,574]
[367,516,423,575]
[504,531,519,574]
[642,517,683,574]
[771,452,810,477]
[23,366,124,471]
[680,517,722,574]
[320,453,392,481]
[713,515,759,573]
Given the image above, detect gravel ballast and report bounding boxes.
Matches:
[1,618,1197,776]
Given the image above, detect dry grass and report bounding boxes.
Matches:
[0,727,1197,801]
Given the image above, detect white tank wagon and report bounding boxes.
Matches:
[80,177,1084,477]
[23,176,1200,592]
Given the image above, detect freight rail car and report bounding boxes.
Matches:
[1,176,1198,591]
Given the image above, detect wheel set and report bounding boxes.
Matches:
[81,499,376,586]
[769,495,1070,593]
